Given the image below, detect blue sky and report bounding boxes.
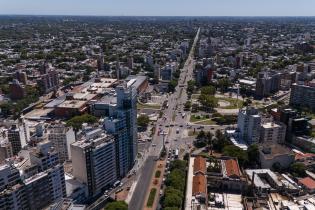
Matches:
[0,0,314,16]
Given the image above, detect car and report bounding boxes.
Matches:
[179,125,183,127]
[152,144,156,147]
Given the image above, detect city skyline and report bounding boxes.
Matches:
[0,0,315,17]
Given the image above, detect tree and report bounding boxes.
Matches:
[66,114,97,131]
[169,160,187,171]
[247,144,259,165]
[163,194,182,208]
[196,129,205,139]
[104,201,128,210]
[187,80,196,93]
[289,163,307,177]
[137,115,150,127]
[217,78,230,92]
[206,131,214,147]
[198,94,218,112]
[223,145,248,167]
[200,85,216,95]
[215,130,224,140]
[165,169,186,191]
[168,80,178,92]
[184,101,191,110]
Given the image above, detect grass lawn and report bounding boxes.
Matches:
[188,130,199,136]
[190,114,209,122]
[195,119,216,125]
[216,97,243,109]
[137,103,161,110]
[146,188,157,207]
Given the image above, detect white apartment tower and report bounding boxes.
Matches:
[237,107,261,145]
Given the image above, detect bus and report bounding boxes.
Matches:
[175,149,179,159]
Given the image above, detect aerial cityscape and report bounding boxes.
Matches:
[1,1,315,210]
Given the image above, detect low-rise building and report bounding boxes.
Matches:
[260,122,286,144]
[259,144,295,169]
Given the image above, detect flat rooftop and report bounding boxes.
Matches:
[57,100,87,109]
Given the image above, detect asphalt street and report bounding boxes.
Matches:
[128,27,200,210]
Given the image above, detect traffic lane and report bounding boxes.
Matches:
[128,156,156,210]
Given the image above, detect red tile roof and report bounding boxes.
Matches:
[225,159,241,178]
[295,153,315,160]
[192,174,207,195]
[193,156,206,175]
[299,177,315,190]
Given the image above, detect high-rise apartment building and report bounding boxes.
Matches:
[0,140,13,163]
[290,81,315,111]
[237,107,261,145]
[7,124,27,155]
[24,164,66,209]
[37,69,59,94]
[48,124,76,163]
[9,79,25,100]
[0,141,66,209]
[91,82,138,178]
[0,164,28,210]
[255,71,281,98]
[71,131,117,197]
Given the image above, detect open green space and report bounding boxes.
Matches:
[146,188,157,207]
[217,97,243,109]
[190,114,209,122]
[137,102,161,109]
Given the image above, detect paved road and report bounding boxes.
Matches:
[128,156,156,210]
[128,28,200,210]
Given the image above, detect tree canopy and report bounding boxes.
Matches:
[104,201,128,210]
[289,162,307,177]
[200,85,216,95]
[66,114,97,131]
[137,114,150,127]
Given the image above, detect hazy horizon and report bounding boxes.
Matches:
[0,0,314,17]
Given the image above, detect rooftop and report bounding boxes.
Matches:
[299,177,315,190]
[224,159,241,178]
[193,156,206,175]
[57,100,87,109]
[192,174,207,196]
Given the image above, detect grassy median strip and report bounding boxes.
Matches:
[155,170,161,178]
[146,188,157,207]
